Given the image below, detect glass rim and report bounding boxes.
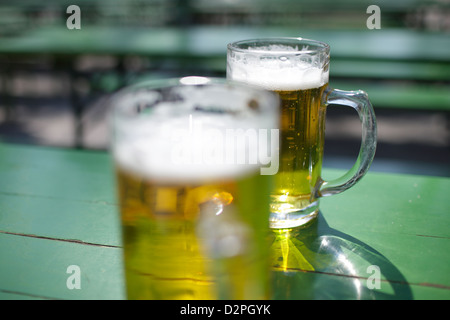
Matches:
[227,37,330,55]
[114,76,278,94]
[111,76,280,119]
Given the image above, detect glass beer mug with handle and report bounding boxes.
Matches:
[227,37,377,229]
[110,77,280,300]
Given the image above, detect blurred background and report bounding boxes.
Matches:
[0,0,448,176]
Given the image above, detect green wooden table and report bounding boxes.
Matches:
[0,142,449,300]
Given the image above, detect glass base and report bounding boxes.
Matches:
[269,199,319,229]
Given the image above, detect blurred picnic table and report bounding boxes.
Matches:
[1,0,449,111]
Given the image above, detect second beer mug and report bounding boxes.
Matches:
[227,38,377,229]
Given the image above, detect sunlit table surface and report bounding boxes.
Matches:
[0,142,449,300]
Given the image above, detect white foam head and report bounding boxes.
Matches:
[114,115,258,182]
[228,44,329,91]
[111,81,278,184]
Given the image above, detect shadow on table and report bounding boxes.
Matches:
[269,212,413,300]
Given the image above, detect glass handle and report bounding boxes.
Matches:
[317,88,377,197]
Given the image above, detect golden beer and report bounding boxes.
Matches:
[271,84,328,216]
[116,166,271,300]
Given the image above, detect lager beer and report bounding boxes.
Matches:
[227,38,377,229]
[227,40,329,227]
[272,84,328,216]
[110,78,279,299]
[115,163,271,300]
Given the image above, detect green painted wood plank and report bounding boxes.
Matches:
[0,143,121,246]
[0,143,117,203]
[1,26,449,63]
[0,194,121,247]
[331,59,450,82]
[331,80,450,110]
[308,29,450,63]
[0,232,125,300]
[181,25,450,66]
[185,27,450,62]
[320,170,450,239]
[0,26,185,56]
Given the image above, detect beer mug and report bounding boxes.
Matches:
[227,38,377,229]
[110,77,280,299]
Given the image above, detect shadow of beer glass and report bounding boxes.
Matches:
[270,213,413,300]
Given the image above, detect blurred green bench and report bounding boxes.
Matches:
[0,1,448,149]
[0,25,449,110]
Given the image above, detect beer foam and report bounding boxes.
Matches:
[228,45,329,91]
[113,115,262,184]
